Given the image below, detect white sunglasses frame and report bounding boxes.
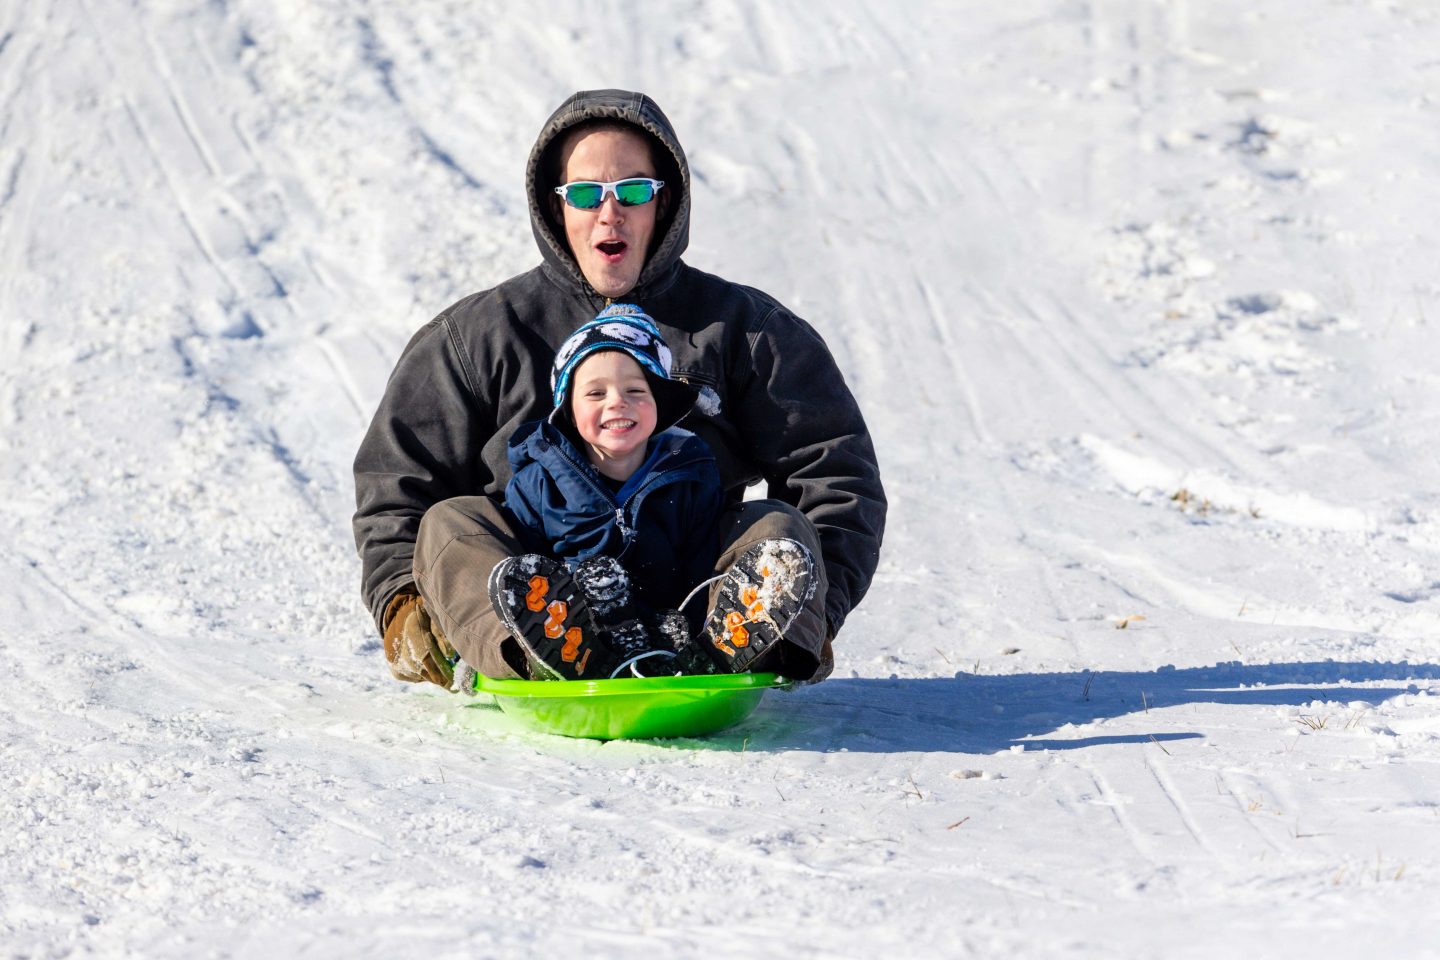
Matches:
[553,178,666,209]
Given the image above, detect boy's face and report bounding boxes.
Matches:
[569,350,658,479]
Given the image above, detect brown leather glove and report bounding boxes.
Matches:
[382,592,456,687]
[808,636,835,684]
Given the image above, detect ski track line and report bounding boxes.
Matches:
[476,741,905,886]
[9,544,276,727]
[0,146,21,217]
[163,330,336,526]
[1224,763,1342,858]
[871,276,1105,667]
[187,18,263,184]
[142,17,221,181]
[1027,289,1237,480]
[80,0,288,331]
[915,275,992,446]
[1070,4,1297,481]
[1218,769,1286,853]
[1078,11,1348,493]
[1050,289,1288,493]
[972,871,1092,911]
[185,14,314,320]
[152,14,298,321]
[313,335,372,426]
[933,292,1099,660]
[0,26,41,297]
[929,373,1091,666]
[0,18,35,206]
[641,805,866,886]
[12,550,131,640]
[91,11,353,529]
[1143,751,1225,863]
[1084,767,1161,867]
[0,556,151,742]
[108,88,239,306]
[351,14,503,212]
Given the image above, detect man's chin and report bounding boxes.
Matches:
[581,265,640,300]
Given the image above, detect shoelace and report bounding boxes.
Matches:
[610,649,680,678]
[679,573,727,615]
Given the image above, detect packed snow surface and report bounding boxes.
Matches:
[4,1,1440,956]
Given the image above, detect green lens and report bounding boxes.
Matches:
[614,180,656,206]
[566,183,603,208]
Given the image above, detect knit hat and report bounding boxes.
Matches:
[550,304,698,432]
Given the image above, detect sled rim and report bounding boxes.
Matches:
[471,672,790,740]
[473,671,787,698]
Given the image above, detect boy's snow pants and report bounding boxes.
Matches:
[412,496,832,682]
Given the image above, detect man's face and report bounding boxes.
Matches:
[557,128,661,299]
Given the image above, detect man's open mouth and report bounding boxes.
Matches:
[596,240,627,257]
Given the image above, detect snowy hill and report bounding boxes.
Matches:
[3,1,1440,956]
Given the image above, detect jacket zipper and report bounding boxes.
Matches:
[551,440,703,551]
[617,455,707,540]
[551,443,626,535]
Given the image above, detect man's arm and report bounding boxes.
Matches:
[352,315,489,633]
[732,306,887,636]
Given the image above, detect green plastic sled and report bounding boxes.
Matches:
[472,671,789,741]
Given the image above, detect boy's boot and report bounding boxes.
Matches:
[679,538,815,675]
[571,555,676,675]
[488,554,619,680]
[647,608,691,653]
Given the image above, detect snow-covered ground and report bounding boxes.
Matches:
[4,1,1440,956]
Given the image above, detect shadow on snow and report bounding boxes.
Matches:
[723,659,1440,755]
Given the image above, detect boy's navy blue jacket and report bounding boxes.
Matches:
[504,418,724,616]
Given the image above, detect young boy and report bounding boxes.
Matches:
[489,304,816,681]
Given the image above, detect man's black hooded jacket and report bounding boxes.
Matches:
[352,89,887,640]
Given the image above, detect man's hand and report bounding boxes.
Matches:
[809,637,835,684]
[382,592,457,687]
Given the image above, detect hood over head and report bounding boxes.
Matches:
[527,89,690,298]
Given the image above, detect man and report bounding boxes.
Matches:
[353,89,886,687]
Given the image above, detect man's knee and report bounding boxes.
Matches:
[713,499,830,681]
[716,499,821,563]
[416,496,522,570]
[414,496,528,680]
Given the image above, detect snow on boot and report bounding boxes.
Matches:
[648,608,691,652]
[606,608,687,678]
[671,631,721,676]
[572,554,633,621]
[689,539,815,675]
[488,554,619,680]
[571,555,652,659]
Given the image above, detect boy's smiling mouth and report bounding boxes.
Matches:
[601,418,637,430]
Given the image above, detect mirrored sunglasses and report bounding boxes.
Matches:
[554,178,665,210]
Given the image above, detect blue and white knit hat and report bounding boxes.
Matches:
[550,303,698,432]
